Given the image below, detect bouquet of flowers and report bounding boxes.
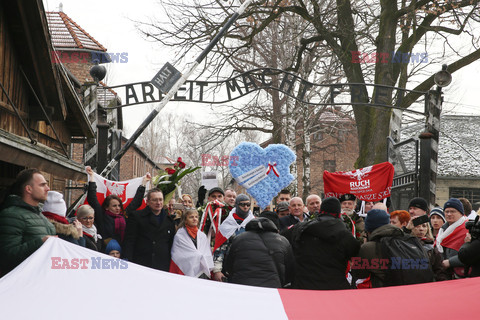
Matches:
[152,157,200,202]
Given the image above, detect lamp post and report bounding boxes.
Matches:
[419,65,452,208]
[87,61,111,176]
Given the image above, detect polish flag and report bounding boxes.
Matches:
[169,228,213,277]
[2,237,479,319]
[213,208,255,252]
[87,171,147,210]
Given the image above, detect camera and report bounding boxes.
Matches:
[465,216,480,240]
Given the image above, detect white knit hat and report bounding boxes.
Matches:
[42,191,67,217]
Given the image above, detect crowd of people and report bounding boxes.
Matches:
[1,167,480,290]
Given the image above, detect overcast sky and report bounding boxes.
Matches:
[43,0,480,136]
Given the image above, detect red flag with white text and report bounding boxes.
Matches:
[323,162,394,202]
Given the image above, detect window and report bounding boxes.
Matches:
[312,131,323,140]
[324,160,336,172]
[449,188,480,205]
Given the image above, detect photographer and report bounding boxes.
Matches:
[458,216,480,277]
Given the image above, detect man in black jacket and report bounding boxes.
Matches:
[279,197,306,232]
[225,217,294,288]
[124,188,176,271]
[282,197,360,290]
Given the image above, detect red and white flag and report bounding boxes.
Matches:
[323,162,394,202]
[213,208,255,252]
[2,237,479,319]
[169,228,214,277]
[87,171,147,210]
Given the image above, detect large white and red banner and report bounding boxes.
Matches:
[0,238,477,319]
[87,171,146,210]
[323,162,394,202]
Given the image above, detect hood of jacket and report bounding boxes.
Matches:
[245,217,278,233]
[369,224,403,241]
[48,219,81,239]
[297,215,350,243]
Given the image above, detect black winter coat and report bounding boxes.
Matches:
[458,238,480,277]
[123,207,175,271]
[283,214,360,290]
[279,214,300,232]
[83,234,104,252]
[224,217,294,288]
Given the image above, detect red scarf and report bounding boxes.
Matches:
[83,232,93,238]
[186,225,198,239]
[105,210,126,242]
[42,211,69,225]
[233,213,245,221]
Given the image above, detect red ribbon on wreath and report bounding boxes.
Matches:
[266,162,280,177]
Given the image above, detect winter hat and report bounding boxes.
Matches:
[235,194,251,218]
[339,194,356,203]
[365,209,390,233]
[276,201,289,213]
[429,207,446,223]
[408,197,428,212]
[42,191,67,218]
[319,197,341,218]
[105,239,122,254]
[208,187,224,197]
[443,198,464,215]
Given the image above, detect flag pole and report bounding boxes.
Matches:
[100,0,254,177]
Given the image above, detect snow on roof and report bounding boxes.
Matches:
[400,115,480,178]
[46,12,107,52]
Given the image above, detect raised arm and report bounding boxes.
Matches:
[85,166,105,234]
[126,172,151,216]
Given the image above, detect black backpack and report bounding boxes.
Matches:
[376,234,434,286]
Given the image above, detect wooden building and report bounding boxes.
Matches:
[0,0,93,202]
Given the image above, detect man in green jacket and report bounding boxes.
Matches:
[0,168,56,276]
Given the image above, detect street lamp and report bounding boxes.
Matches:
[434,64,452,89]
[89,60,107,83]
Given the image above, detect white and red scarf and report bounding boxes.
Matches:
[436,216,468,253]
[213,208,254,252]
[170,227,214,278]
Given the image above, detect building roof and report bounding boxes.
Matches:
[317,110,353,123]
[46,11,107,52]
[401,115,480,178]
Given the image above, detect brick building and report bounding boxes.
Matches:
[119,136,160,180]
[259,108,359,201]
[296,109,359,198]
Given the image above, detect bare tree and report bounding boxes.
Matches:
[137,107,262,202]
[138,0,480,168]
